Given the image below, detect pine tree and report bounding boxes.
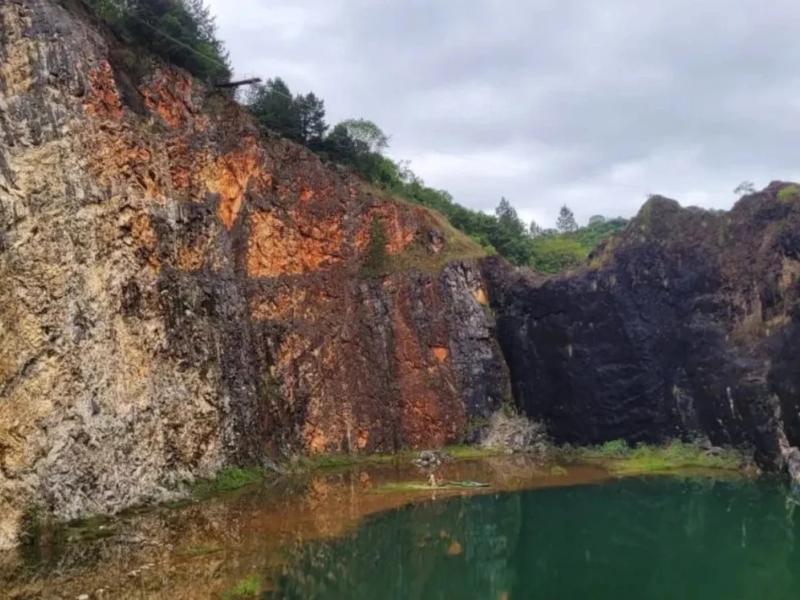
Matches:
[556,205,578,233]
[297,92,328,147]
[248,78,302,141]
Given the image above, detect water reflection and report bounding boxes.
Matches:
[271,477,800,600]
[0,457,603,599]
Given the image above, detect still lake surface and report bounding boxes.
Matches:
[3,460,799,598]
[271,477,800,599]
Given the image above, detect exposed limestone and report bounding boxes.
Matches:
[0,0,508,548]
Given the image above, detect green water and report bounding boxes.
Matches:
[269,477,800,599]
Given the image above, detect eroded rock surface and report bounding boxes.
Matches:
[485,189,800,469]
[0,1,508,548]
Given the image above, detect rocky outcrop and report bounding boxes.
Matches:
[485,187,800,469]
[0,0,508,548]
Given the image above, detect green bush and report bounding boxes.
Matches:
[778,185,799,203]
[597,439,630,456]
[222,575,262,599]
[192,467,263,498]
[84,0,231,82]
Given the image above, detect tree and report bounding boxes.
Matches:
[321,123,359,163]
[339,119,389,153]
[556,205,578,233]
[490,197,530,264]
[734,181,756,196]
[588,215,606,226]
[248,78,302,141]
[97,0,232,82]
[296,92,328,147]
[529,220,543,238]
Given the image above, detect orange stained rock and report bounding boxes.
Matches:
[141,70,202,130]
[204,137,269,229]
[431,346,449,363]
[392,286,465,447]
[474,287,489,305]
[250,286,312,321]
[356,429,369,449]
[131,213,159,270]
[355,203,420,256]
[83,62,123,120]
[298,186,314,202]
[247,211,343,276]
[177,241,207,271]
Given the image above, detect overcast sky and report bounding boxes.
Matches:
[206,0,800,227]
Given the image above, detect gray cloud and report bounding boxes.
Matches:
[207,0,800,226]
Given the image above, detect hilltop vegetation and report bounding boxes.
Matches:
[82,0,626,273]
[83,0,231,82]
[245,79,628,273]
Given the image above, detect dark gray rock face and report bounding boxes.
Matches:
[485,187,800,469]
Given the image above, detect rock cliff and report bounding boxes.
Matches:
[3,0,799,555]
[485,188,800,469]
[0,0,508,548]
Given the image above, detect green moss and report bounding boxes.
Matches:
[549,465,568,476]
[360,217,389,277]
[292,445,503,474]
[778,185,799,203]
[444,445,505,460]
[192,467,264,498]
[294,452,402,472]
[64,515,117,542]
[222,575,262,599]
[570,440,744,475]
[374,480,490,494]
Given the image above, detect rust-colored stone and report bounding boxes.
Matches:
[0,0,507,550]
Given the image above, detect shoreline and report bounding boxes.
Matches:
[1,450,749,599]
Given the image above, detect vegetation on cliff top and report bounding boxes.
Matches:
[245,79,628,273]
[82,0,231,82]
[80,1,625,273]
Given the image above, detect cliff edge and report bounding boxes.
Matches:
[0,0,509,548]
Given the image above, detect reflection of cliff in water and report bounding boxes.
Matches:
[272,491,522,599]
[272,478,800,599]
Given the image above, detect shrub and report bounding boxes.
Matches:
[361,218,388,277]
[84,0,231,82]
[222,575,262,599]
[778,185,799,203]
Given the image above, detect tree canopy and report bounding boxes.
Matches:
[86,0,231,82]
